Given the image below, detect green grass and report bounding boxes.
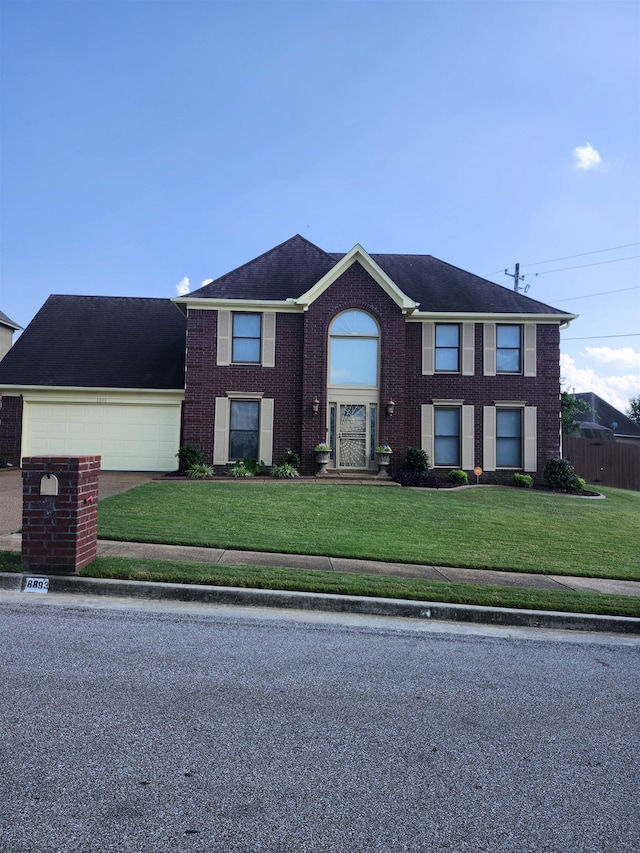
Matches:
[97,482,640,581]
[78,556,638,618]
[2,543,638,619]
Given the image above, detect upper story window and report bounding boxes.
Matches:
[232,313,261,363]
[496,325,522,373]
[435,324,460,372]
[329,310,379,387]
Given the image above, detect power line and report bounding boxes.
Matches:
[561,333,640,340]
[486,242,640,277]
[533,255,639,276]
[552,285,640,302]
[521,242,640,268]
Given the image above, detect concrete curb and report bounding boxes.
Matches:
[2,572,638,635]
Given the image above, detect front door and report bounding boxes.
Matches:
[338,404,368,469]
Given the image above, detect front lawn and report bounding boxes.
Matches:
[97,482,640,581]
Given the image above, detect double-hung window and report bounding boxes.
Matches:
[435,324,460,372]
[232,313,261,363]
[496,325,522,373]
[434,407,460,466]
[228,400,260,461]
[496,408,522,468]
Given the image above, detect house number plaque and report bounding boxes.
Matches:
[24,577,49,593]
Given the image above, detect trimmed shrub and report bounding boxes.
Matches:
[513,473,533,488]
[187,463,214,479]
[177,444,204,474]
[404,447,430,473]
[543,457,577,491]
[392,471,441,488]
[271,463,300,479]
[448,469,468,486]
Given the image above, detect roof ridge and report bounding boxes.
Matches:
[197,234,334,292]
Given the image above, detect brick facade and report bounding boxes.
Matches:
[182,263,562,480]
[21,456,100,574]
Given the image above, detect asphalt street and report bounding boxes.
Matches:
[1,595,638,853]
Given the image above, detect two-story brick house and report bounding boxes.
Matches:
[0,234,576,477]
[177,235,575,479]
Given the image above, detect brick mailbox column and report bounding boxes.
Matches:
[21,456,101,575]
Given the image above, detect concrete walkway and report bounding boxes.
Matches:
[1,532,638,599]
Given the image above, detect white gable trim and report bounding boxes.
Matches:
[295,244,420,314]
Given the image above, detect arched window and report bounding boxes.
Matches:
[329,310,379,387]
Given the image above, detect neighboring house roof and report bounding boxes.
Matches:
[187,234,572,317]
[573,392,640,439]
[0,295,186,390]
[0,310,22,331]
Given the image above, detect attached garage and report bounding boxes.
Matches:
[22,398,182,471]
[0,295,187,471]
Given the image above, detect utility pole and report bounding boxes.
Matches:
[504,264,538,293]
[504,263,528,294]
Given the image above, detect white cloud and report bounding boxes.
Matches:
[201,279,214,287]
[573,142,601,170]
[560,352,639,413]
[176,276,190,296]
[581,346,640,369]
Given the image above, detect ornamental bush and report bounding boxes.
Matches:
[513,473,533,488]
[543,457,577,491]
[448,469,468,486]
[229,462,252,478]
[243,458,267,476]
[277,449,301,471]
[187,463,214,479]
[271,463,299,479]
[392,471,441,488]
[572,476,586,493]
[404,447,430,473]
[177,444,204,474]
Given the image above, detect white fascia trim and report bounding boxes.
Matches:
[173,297,301,313]
[296,244,420,314]
[405,312,578,323]
[2,385,184,400]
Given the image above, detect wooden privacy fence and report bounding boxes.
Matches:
[563,437,640,491]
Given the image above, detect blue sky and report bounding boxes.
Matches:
[2,0,638,412]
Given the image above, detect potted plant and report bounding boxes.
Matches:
[314,442,331,475]
[375,443,392,476]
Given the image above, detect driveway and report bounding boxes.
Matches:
[0,469,156,536]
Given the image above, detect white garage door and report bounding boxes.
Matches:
[24,402,181,471]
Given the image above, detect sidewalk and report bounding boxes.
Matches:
[1,532,639,597]
[2,534,639,634]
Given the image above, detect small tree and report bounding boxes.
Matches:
[560,391,590,436]
[627,395,640,426]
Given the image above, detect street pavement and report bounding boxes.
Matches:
[1,597,638,853]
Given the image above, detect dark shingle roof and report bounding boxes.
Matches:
[0,310,21,330]
[0,295,186,389]
[190,234,338,299]
[574,392,640,438]
[369,254,567,314]
[189,235,569,315]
